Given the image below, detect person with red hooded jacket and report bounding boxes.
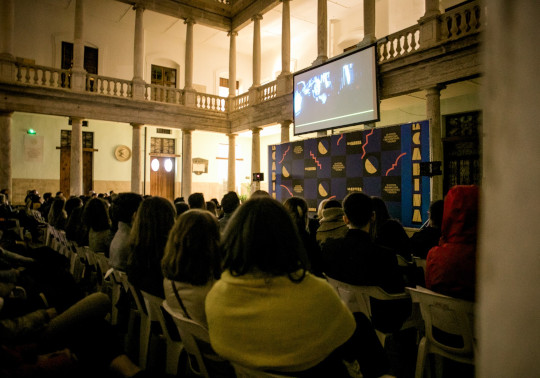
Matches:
[425,185,479,301]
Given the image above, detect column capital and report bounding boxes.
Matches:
[69,116,84,123]
[182,129,193,135]
[226,133,237,138]
[130,122,144,129]
[0,110,14,117]
[251,127,261,134]
[132,4,145,11]
[184,17,195,25]
[227,30,238,37]
[424,84,446,95]
[251,14,263,22]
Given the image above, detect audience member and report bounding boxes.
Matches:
[250,189,270,198]
[316,199,348,246]
[322,192,409,333]
[174,202,189,218]
[206,201,218,217]
[40,192,53,219]
[127,196,175,298]
[410,200,444,259]
[206,197,391,377]
[162,209,222,328]
[48,197,68,231]
[109,193,143,271]
[64,196,83,219]
[283,196,323,277]
[371,196,412,260]
[219,191,240,232]
[187,192,206,209]
[82,198,112,255]
[425,185,478,301]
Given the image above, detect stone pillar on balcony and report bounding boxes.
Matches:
[281,120,291,143]
[419,0,441,48]
[426,85,445,201]
[131,123,143,194]
[71,0,87,92]
[184,18,197,107]
[227,133,236,192]
[0,0,16,81]
[249,14,262,106]
[358,0,376,47]
[228,31,238,99]
[0,111,13,196]
[132,5,146,100]
[70,117,84,196]
[182,129,192,197]
[312,0,328,66]
[251,127,261,192]
[277,0,292,96]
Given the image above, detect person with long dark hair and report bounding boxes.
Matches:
[82,198,112,255]
[127,196,175,298]
[162,209,222,328]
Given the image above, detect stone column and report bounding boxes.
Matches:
[130,123,143,194]
[426,85,445,201]
[181,129,192,197]
[280,120,291,143]
[228,31,238,98]
[478,2,540,377]
[227,133,236,192]
[277,0,292,95]
[252,14,262,87]
[71,0,86,92]
[419,0,441,48]
[132,5,146,99]
[251,127,261,192]
[312,0,328,66]
[69,117,83,196]
[0,111,13,197]
[0,0,15,81]
[184,18,195,90]
[360,0,376,46]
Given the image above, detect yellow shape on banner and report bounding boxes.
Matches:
[413,147,421,160]
[272,151,276,160]
[318,183,329,197]
[412,209,422,223]
[318,141,328,155]
[414,178,420,191]
[272,172,276,180]
[413,163,420,176]
[365,158,378,174]
[412,132,421,145]
[272,162,276,171]
[282,166,290,177]
[413,194,422,207]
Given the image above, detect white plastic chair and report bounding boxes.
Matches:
[324,274,420,346]
[141,291,185,376]
[407,286,475,378]
[163,301,231,378]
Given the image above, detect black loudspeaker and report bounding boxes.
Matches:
[252,172,264,182]
[420,161,442,177]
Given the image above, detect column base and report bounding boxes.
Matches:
[276,72,292,96]
[132,79,146,100]
[184,88,197,107]
[70,69,87,92]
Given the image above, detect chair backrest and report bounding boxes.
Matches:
[232,362,299,378]
[324,273,409,317]
[163,300,225,378]
[141,290,181,342]
[407,286,475,356]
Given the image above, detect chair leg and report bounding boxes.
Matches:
[415,337,428,378]
[165,342,184,376]
[139,315,150,369]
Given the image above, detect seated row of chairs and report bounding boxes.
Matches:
[324,274,475,378]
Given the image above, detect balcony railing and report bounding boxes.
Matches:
[87,74,132,98]
[196,93,227,112]
[145,84,183,104]
[441,2,481,41]
[15,63,71,88]
[259,81,277,102]
[231,92,250,111]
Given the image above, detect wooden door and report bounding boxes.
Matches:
[60,148,94,197]
[150,156,175,201]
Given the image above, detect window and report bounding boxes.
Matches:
[151,65,177,87]
[61,42,98,73]
[219,77,239,97]
[150,137,175,154]
[60,130,94,148]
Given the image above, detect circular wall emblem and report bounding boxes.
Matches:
[114,145,131,161]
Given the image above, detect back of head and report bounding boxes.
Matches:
[188,192,206,209]
[83,198,111,231]
[343,192,373,228]
[250,190,270,199]
[162,209,222,285]
[222,197,307,281]
[206,201,217,216]
[221,191,240,214]
[317,199,329,219]
[441,185,479,244]
[0,193,5,205]
[371,196,390,222]
[323,199,342,209]
[130,196,176,264]
[283,196,309,232]
[111,192,143,224]
[65,197,83,217]
[429,199,444,229]
[174,202,189,217]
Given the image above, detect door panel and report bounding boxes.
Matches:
[150,157,175,201]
